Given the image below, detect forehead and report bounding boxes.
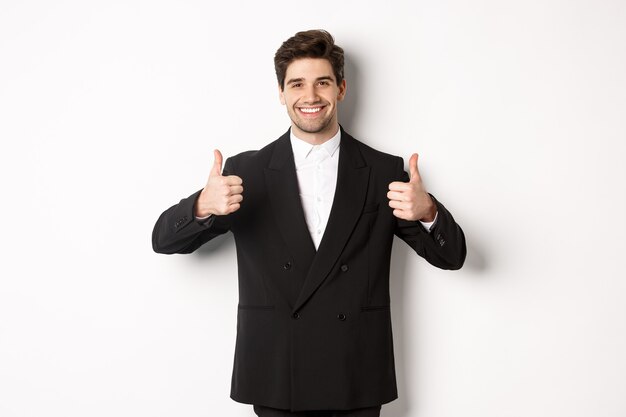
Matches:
[285,58,335,80]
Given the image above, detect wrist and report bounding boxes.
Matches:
[418,197,437,222]
[194,193,211,217]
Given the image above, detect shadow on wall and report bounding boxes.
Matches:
[462,224,487,272]
[340,55,361,134]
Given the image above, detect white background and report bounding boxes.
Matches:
[1,1,625,416]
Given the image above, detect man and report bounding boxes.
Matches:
[153,29,466,417]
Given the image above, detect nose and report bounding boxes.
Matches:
[302,84,320,104]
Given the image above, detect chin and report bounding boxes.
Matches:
[297,120,332,135]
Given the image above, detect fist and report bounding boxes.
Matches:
[194,149,243,217]
[387,153,437,222]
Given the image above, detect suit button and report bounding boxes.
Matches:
[283,262,292,270]
[292,312,300,320]
[340,264,348,272]
[337,313,347,321]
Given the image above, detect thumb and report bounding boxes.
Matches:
[408,153,420,182]
[210,149,223,177]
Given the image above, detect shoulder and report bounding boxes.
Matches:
[342,130,403,168]
[224,129,290,172]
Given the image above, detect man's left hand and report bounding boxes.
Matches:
[387,153,437,222]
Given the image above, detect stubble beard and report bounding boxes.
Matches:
[289,107,335,135]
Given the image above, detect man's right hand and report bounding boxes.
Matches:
[194,149,243,217]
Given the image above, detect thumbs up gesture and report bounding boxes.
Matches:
[194,149,244,217]
[387,153,437,222]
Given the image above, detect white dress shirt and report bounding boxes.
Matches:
[290,130,436,250]
[290,130,341,249]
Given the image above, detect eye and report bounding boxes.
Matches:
[291,83,302,88]
[318,81,329,86]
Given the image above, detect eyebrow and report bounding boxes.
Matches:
[286,76,335,85]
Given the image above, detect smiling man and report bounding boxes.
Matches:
[279,57,345,142]
[152,30,466,417]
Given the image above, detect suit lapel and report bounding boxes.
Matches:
[264,132,317,280]
[293,131,370,312]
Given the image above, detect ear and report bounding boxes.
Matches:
[337,79,347,101]
[278,83,286,105]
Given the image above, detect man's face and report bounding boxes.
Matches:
[279,58,346,144]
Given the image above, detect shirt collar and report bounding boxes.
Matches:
[290,128,341,163]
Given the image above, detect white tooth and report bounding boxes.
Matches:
[301,107,321,113]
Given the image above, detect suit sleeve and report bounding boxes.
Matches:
[393,157,467,270]
[151,157,235,254]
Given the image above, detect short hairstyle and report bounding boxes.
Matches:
[274,29,345,90]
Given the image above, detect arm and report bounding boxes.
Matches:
[152,153,239,254]
[152,189,233,254]
[390,156,466,270]
[395,193,466,270]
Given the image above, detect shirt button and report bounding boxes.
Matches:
[340,264,349,272]
[316,197,322,202]
[337,313,347,321]
[283,262,292,270]
[292,312,300,320]
[317,229,322,235]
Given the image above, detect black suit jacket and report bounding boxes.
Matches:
[152,128,466,411]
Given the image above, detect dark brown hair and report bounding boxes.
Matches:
[274,29,344,90]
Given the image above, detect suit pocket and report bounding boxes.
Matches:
[362,202,380,214]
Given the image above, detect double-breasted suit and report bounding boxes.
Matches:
[152,128,466,411]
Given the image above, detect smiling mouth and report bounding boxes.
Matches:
[298,106,324,114]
